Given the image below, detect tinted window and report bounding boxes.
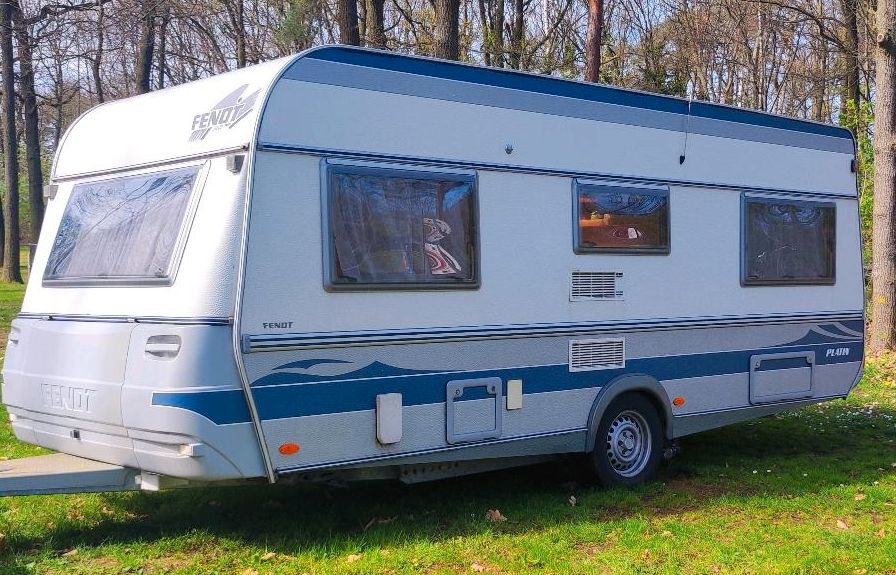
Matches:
[44,166,200,283]
[743,197,835,285]
[328,165,478,287]
[576,183,670,253]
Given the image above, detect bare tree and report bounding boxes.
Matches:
[338,0,361,44]
[11,0,42,243]
[433,0,460,59]
[135,1,156,93]
[0,0,20,281]
[584,0,603,81]
[872,0,896,351]
[366,0,387,47]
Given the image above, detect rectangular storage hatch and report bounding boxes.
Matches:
[749,352,815,404]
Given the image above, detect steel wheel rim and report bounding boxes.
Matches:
[605,410,651,478]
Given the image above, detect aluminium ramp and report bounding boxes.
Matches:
[0,453,139,496]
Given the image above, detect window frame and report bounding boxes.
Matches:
[740,194,836,287]
[322,159,481,291]
[42,161,208,288]
[573,179,671,255]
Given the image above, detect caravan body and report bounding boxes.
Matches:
[2,47,864,487]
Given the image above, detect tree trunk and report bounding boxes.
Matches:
[157,3,168,85]
[841,0,862,130]
[508,0,522,69]
[433,0,460,60]
[135,2,156,94]
[871,0,896,351]
[584,0,603,82]
[0,0,20,281]
[11,0,42,244]
[366,0,386,48]
[492,0,505,67]
[92,0,104,102]
[338,0,361,45]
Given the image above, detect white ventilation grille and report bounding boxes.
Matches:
[570,271,623,301]
[569,338,626,372]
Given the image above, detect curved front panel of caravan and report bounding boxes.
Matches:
[0,52,296,481]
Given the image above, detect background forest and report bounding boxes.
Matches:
[0,0,891,340]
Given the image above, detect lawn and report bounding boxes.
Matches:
[0,282,894,574]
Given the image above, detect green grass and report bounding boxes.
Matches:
[0,280,894,574]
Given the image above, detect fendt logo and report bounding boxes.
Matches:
[41,384,94,413]
[189,84,260,142]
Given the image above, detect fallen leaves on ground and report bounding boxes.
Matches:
[364,516,397,531]
[836,519,849,530]
[486,509,507,522]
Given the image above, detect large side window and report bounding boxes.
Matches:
[326,163,478,288]
[742,196,835,285]
[575,181,670,254]
[44,165,201,285]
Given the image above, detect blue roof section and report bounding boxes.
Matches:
[300,46,853,145]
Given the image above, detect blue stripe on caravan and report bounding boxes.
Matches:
[297,47,853,143]
[151,340,862,425]
[152,389,250,426]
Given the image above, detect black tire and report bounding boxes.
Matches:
[587,394,663,487]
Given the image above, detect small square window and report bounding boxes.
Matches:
[575,183,670,254]
[742,196,835,285]
[326,163,478,289]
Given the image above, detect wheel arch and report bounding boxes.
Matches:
[584,373,673,453]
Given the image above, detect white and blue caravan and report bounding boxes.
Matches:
[0,46,864,494]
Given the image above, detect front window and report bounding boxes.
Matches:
[44,165,201,284]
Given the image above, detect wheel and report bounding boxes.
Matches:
[588,394,663,487]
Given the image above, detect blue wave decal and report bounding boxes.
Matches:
[253,361,438,387]
[155,339,864,425]
[840,319,865,335]
[273,358,352,371]
[816,324,861,339]
[152,389,250,426]
[782,327,864,347]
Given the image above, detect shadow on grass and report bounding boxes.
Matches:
[5,400,896,567]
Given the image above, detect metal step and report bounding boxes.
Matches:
[0,453,139,496]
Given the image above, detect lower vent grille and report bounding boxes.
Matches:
[569,338,626,371]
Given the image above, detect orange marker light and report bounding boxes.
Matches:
[672,397,686,407]
[279,443,301,455]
